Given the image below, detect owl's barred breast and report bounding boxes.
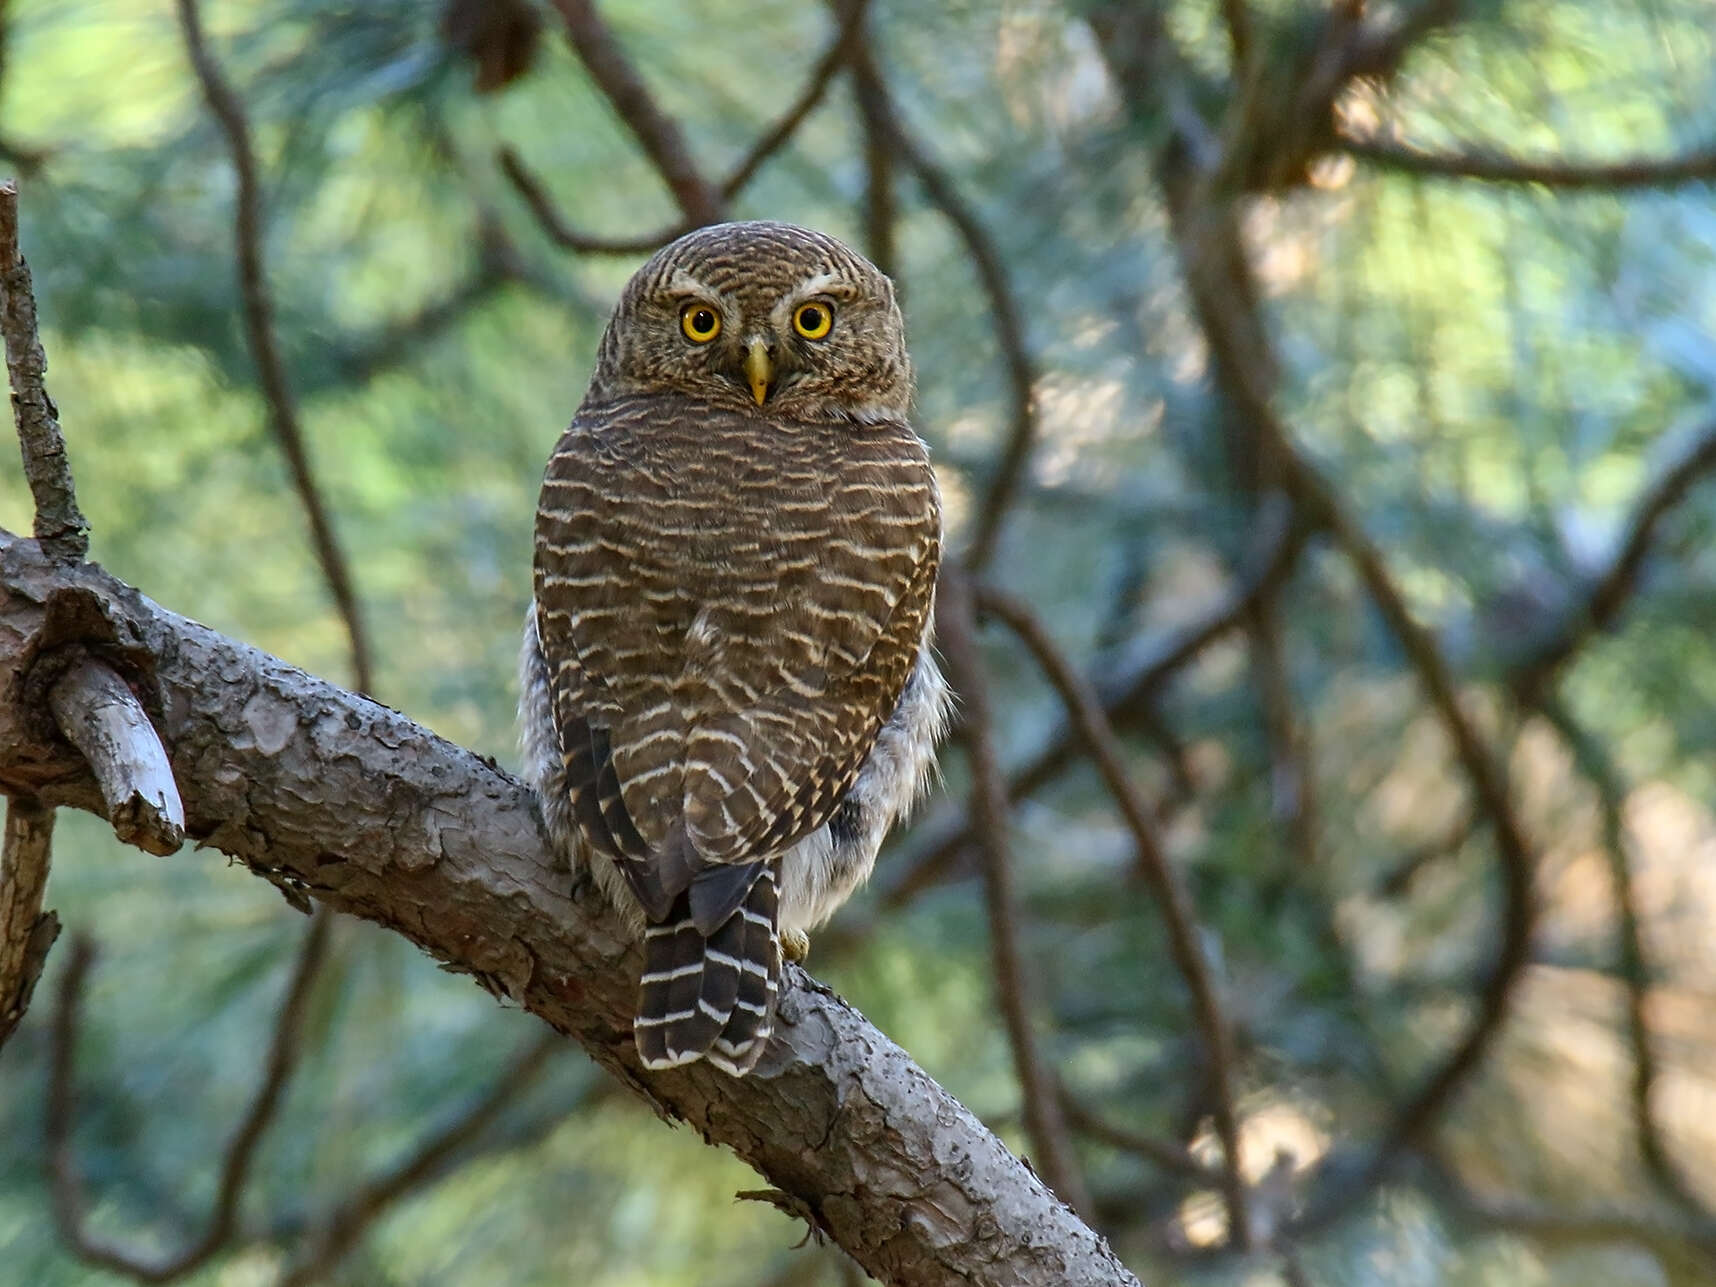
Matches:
[534,392,937,865]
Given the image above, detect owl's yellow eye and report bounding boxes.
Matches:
[792,301,834,340]
[680,303,721,343]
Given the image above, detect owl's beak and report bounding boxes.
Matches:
[744,338,773,406]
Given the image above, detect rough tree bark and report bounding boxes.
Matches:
[0,533,1141,1287]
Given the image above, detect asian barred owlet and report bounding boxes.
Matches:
[519,221,950,1076]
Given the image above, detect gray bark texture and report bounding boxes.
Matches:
[0,532,1141,1287]
[47,657,185,855]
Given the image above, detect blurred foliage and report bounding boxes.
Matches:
[4,0,1716,1284]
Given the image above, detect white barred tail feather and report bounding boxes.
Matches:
[635,866,781,1074]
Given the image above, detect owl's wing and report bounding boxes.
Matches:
[535,415,692,919]
[665,431,940,931]
[678,530,936,859]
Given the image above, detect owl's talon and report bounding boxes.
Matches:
[780,928,811,963]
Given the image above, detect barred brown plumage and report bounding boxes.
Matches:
[519,222,950,1076]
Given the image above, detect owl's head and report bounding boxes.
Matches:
[588,221,911,423]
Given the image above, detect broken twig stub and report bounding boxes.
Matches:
[47,659,184,856]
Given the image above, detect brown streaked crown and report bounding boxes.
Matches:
[586,221,912,423]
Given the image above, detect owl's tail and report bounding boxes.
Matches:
[634,864,782,1076]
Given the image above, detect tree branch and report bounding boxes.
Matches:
[498,146,686,255]
[324,215,536,391]
[1103,0,1536,1221]
[975,585,1251,1250]
[1220,0,1254,79]
[721,0,869,201]
[176,0,375,696]
[503,1,869,260]
[1536,696,1716,1232]
[1280,451,1537,1230]
[0,794,57,1049]
[549,0,722,226]
[0,180,89,564]
[935,571,1094,1221]
[0,533,1140,1287]
[1373,808,1477,899]
[842,5,897,279]
[1420,1149,1716,1259]
[1512,418,1716,690]
[47,911,331,1283]
[1340,133,1716,190]
[277,1032,563,1286]
[866,86,1038,571]
[874,507,1306,916]
[1057,1087,1222,1185]
[1245,597,1318,872]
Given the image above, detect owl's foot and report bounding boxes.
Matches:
[780,927,810,964]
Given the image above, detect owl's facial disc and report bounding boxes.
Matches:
[596,223,910,420]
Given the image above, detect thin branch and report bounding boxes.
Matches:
[867,86,1037,571]
[48,910,332,1284]
[549,0,722,226]
[845,9,897,279]
[976,586,1250,1250]
[46,659,184,856]
[261,1097,595,1250]
[935,570,1093,1220]
[1372,420,1716,894]
[0,794,57,1049]
[1421,1149,1716,1257]
[1245,597,1318,872]
[1207,0,1467,195]
[830,0,899,281]
[0,180,89,563]
[1342,0,1465,83]
[1134,9,1538,1204]
[503,1,868,259]
[1373,808,1477,899]
[1220,0,1255,78]
[1057,1087,1223,1185]
[176,0,374,696]
[498,147,686,256]
[324,213,539,390]
[721,0,869,201]
[1537,696,1716,1229]
[1340,133,1716,190]
[1282,451,1536,1230]
[1157,95,1532,1240]
[277,1032,561,1286]
[333,268,511,384]
[876,508,1306,915]
[1513,418,1716,690]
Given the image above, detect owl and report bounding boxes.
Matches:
[519,221,950,1076]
